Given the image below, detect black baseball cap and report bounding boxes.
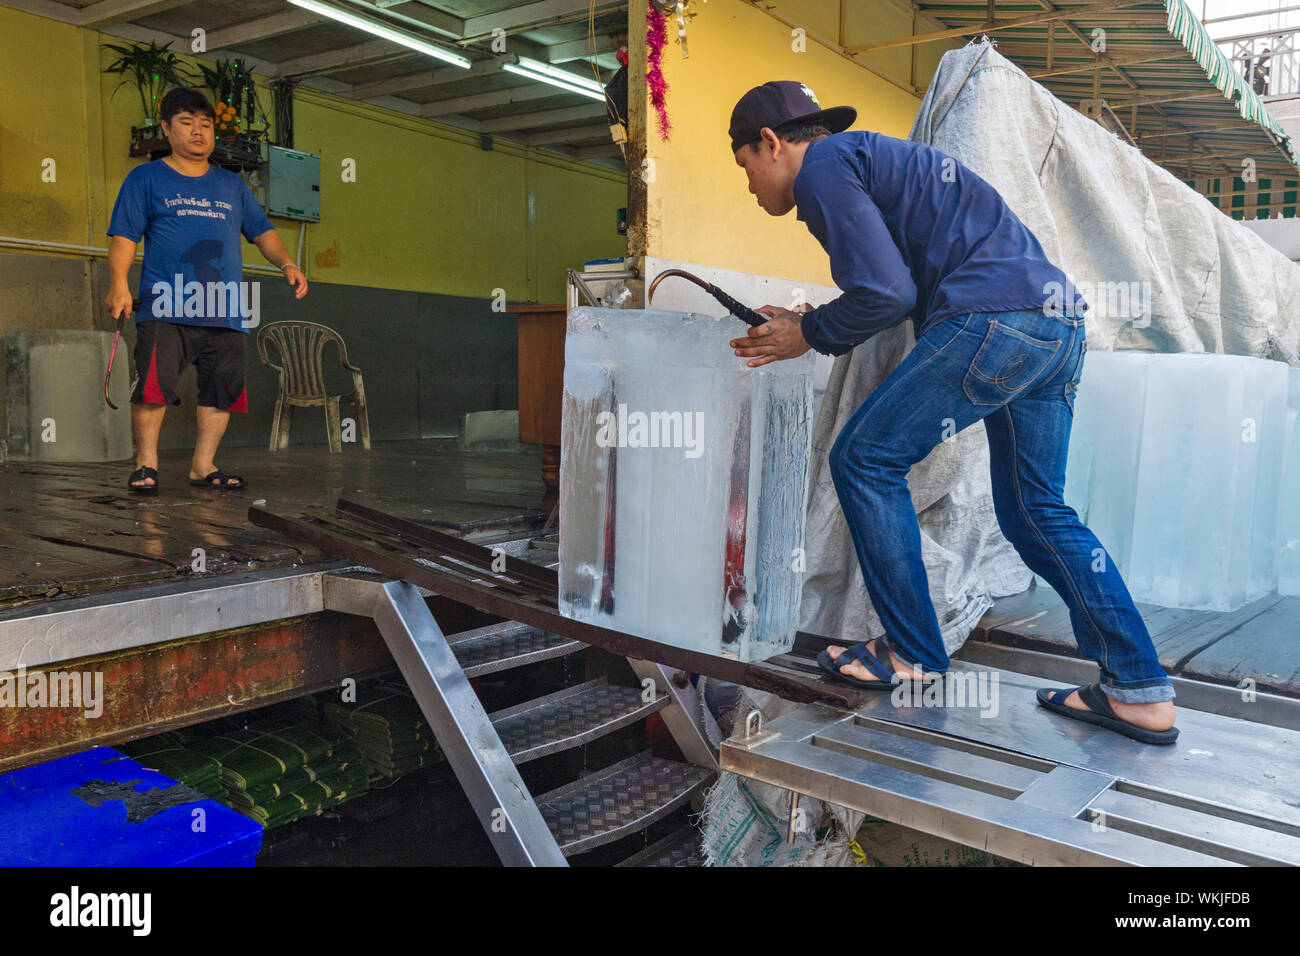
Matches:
[728,81,856,153]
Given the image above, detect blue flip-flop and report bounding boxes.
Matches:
[817,640,922,690]
[1036,682,1178,745]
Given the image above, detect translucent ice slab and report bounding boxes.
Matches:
[1063,351,1291,611]
[1280,367,1300,597]
[559,307,815,662]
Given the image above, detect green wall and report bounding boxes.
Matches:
[0,3,627,314]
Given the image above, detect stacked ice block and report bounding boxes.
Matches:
[1063,351,1295,611]
[1281,367,1300,597]
[559,307,815,662]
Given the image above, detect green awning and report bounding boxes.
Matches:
[1161,0,1299,166]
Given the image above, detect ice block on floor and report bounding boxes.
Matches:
[559,307,815,662]
[1064,350,1291,611]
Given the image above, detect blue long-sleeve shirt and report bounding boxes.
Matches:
[793,131,1085,356]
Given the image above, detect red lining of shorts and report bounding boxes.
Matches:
[142,342,167,405]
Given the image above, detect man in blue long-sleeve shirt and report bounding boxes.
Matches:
[728,81,1178,744]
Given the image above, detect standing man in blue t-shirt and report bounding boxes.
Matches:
[727,81,1178,744]
[105,87,307,494]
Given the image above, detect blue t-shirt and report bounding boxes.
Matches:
[793,131,1087,356]
[107,160,274,332]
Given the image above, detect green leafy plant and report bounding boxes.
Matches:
[104,39,195,125]
[198,57,268,137]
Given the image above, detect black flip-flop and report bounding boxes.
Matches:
[190,469,247,490]
[1036,682,1178,745]
[128,466,159,496]
[817,640,932,690]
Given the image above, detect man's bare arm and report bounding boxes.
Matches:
[251,228,308,299]
[105,235,137,319]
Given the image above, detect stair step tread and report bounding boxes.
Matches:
[616,825,707,867]
[446,620,584,677]
[489,679,668,764]
[536,752,714,856]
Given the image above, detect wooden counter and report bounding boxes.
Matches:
[508,303,568,489]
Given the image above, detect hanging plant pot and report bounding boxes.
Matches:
[129,123,170,158]
[211,131,264,171]
[103,39,194,158]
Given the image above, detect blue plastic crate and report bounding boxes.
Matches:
[0,747,262,866]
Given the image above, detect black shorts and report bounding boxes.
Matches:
[131,321,248,412]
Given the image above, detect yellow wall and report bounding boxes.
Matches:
[0,11,99,245]
[0,4,626,305]
[642,0,963,285]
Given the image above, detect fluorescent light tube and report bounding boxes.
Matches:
[503,63,605,101]
[513,56,605,93]
[288,0,471,69]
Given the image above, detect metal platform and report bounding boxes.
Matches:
[248,498,1299,867]
[721,661,1300,866]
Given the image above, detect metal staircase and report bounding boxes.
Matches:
[321,568,717,866]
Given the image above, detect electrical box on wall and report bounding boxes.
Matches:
[267,146,321,222]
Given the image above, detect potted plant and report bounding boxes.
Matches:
[103,39,194,157]
[198,57,269,171]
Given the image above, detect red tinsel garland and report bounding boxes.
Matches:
[646,0,671,140]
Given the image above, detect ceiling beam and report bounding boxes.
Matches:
[351,57,502,99]
[421,84,561,117]
[350,0,464,40]
[1028,50,1189,79]
[483,103,607,131]
[461,0,623,40]
[1136,119,1265,140]
[1101,90,1226,109]
[95,19,357,96]
[1163,147,1284,163]
[206,10,325,51]
[547,34,622,63]
[78,0,190,29]
[527,123,613,146]
[0,0,80,22]
[269,39,421,78]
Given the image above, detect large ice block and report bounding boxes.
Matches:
[559,307,815,662]
[1280,367,1300,597]
[1064,351,1291,611]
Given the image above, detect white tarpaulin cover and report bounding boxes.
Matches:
[798,38,1300,652]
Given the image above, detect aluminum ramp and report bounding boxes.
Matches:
[721,660,1300,866]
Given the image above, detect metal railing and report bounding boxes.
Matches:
[1227,31,1300,96]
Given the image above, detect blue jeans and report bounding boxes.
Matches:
[827,308,1175,704]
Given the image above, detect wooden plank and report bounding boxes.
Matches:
[971,584,1076,650]
[0,439,550,603]
[1146,593,1287,671]
[976,586,1294,684]
[1176,597,1300,695]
